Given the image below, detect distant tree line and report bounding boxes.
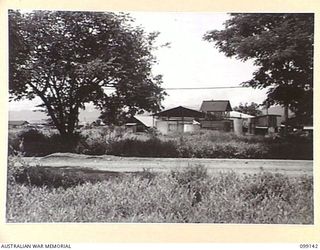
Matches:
[233,102,262,117]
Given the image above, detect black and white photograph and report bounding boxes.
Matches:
[6,10,314,224]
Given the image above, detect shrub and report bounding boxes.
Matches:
[19,129,50,156]
[8,129,85,156]
[76,126,139,155]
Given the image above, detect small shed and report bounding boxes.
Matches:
[252,114,281,135]
[153,106,204,134]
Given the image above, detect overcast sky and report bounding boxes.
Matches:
[9,11,268,112]
[131,12,269,110]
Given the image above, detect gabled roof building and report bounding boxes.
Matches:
[199,100,233,132]
[153,106,205,119]
[200,100,233,113]
[153,106,204,134]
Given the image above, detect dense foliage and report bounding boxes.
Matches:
[9,10,166,138]
[204,14,314,125]
[233,102,262,116]
[8,129,313,160]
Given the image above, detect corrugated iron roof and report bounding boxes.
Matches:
[153,106,205,118]
[200,100,233,112]
[134,115,154,127]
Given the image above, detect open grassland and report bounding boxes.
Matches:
[8,128,313,159]
[7,157,313,223]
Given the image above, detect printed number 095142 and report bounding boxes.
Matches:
[300,244,318,248]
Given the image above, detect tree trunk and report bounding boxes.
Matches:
[55,122,68,136]
[67,105,80,135]
[284,104,289,136]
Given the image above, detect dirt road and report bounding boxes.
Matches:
[21,153,313,177]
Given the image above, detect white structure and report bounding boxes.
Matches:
[229,111,255,135]
[232,118,243,136]
[153,106,204,135]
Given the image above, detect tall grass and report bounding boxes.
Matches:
[6,158,313,223]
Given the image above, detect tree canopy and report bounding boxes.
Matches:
[9,10,166,136]
[204,13,314,125]
[233,102,262,117]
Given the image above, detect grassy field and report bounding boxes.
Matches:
[6,157,313,223]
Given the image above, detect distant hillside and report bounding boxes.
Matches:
[9,110,48,121]
[9,109,100,123]
[9,105,294,124]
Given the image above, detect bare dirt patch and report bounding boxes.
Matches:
[21,153,313,177]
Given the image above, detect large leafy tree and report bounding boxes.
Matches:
[204,13,314,127]
[9,10,166,137]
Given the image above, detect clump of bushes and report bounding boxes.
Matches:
[8,129,83,157]
[172,131,312,159]
[106,137,179,157]
[77,126,124,155]
[175,139,268,159]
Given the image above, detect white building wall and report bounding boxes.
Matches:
[155,120,169,134]
[184,124,200,132]
[155,119,199,134]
